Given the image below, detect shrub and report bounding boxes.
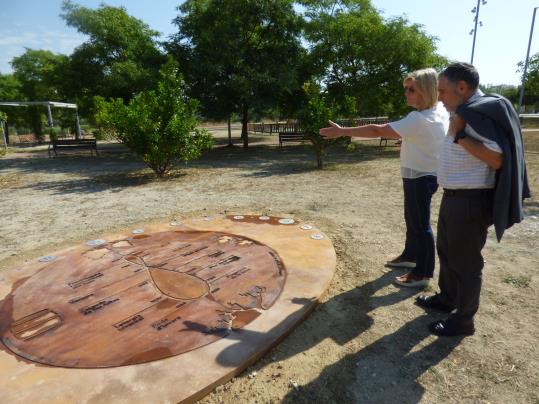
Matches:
[45,127,58,142]
[95,60,213,176]
[298,83,348,169]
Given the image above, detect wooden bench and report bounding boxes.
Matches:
[48,139,98,157]
[278,132,306,148]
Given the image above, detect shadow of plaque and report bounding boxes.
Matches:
[0,215,336,403]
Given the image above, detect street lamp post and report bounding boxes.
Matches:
[469,0,487,64]
[470,0,481,64]
[518,7,539,113]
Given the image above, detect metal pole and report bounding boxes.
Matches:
[471,0,481,64]
[518,7,539,113]
[75,108,81,139]
[1,121,7,152]
[46,103,54,127]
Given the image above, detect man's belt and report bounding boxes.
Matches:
[443,188,493,197]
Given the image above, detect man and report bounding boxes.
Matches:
[416,62,530,337]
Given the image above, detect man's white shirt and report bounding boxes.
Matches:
[437,91,502,189]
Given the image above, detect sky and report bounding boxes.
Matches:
[1,0,539,86]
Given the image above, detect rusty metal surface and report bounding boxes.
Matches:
[0,230,286,368]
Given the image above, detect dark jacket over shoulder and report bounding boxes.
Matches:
[456,94,531,241]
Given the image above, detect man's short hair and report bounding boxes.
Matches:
[440,62,480,90]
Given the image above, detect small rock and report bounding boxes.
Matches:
[289,379,300,390]
[248,371,257,379]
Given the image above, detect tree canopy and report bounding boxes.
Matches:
[302,0,446,118]
[1,0,455,146]
[60,0,166,116]
[168,0,305,147]
[518,52,539,110]
[8,50,69,138]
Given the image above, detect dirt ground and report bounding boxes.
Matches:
[0,127,538,404]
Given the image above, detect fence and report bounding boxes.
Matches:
[248,117,390,134]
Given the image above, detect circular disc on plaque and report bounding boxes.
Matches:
[132,229,144,234]
[259,216,270,221]
[170,221,181,226]
[233,215,244,220]
[278,218,295,225]
[86,239,106,247]
[300,224,313,230]
[310,234,324,240]
[38,255,57,263]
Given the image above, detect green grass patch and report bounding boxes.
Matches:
[503,275,531,288]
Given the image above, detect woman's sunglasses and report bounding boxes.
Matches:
[404,86,416,94]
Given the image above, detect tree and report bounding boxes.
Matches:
[0,73,23,142]
[298,82,349,169]
[60,0,166,118]
[480,84,519,105]
[95,60,213,177]
[301,0,446,118]
[10,49,68,140]
[0,111,7,153]
[518,53,539,110]
[168,0,305,147]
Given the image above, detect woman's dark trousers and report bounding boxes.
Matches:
[401,175,438,278]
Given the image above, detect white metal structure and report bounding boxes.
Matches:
[0,101,81,139]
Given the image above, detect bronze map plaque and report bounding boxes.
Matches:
[0,230,286,368]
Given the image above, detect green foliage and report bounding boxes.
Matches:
[0,111,7,122]
[302,0,446,118]
[517,52,539,110]
[60,1,166,117]
[95,60,213,176]
[298,83,346,169]
[503,275,531,288]
[480,84,519,105]
[44,127,58,142]
[10,50,68,140]
[169,0,305,146]
[0,73,21,101]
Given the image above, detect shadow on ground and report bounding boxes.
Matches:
[186,270,458,403]
[1,143,399,195]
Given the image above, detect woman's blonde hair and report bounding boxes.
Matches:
[404,68,439,109]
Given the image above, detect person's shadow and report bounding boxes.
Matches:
[281,315,462,403]
[185,271,461,402]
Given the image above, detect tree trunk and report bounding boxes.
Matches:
[241,104,249,148]
[3,121,9,145]
[317,154,324,169]
[227,115,233,147]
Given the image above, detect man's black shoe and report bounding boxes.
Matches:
[429,319,475,337]
[415,294,454,313]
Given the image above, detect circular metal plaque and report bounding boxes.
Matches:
[38,255,57,263]
[278,218,295,225]
[86,239,106,247]
[0,230,286,368]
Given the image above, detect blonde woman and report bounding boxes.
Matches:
[320,68,449,287]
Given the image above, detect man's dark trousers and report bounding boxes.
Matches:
[436,189,494,325]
